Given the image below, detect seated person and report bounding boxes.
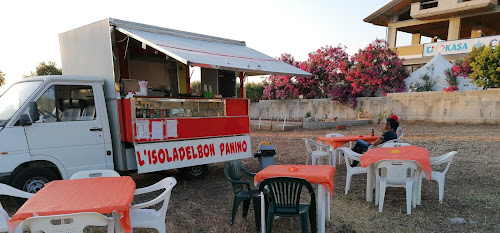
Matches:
[350,118,399,166]
[390,114,403,137]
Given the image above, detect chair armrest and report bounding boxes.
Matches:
[241,167,256,177]
[130,194,166,211]
[131,187,174,211]
[226,178,254,192]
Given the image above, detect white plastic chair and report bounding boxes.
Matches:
[70,170,120,179]
[381,142,411,147]
[130,177,177,233]
[325,133,349,164]
[375,160,419,214]
[338,147,368,195]
[304,138,333,167]
[397,132,404,141]
[0,184,34,233]
[22,212,114,233]
[367,139,399,150]
[424,151,458,203]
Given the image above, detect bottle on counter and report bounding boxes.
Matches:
[144,104,149,118]
[135,104,142,118]
[371,129,374,136]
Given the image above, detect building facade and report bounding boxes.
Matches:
[365,0,500,71]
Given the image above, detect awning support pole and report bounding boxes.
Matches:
[239,72,245,98]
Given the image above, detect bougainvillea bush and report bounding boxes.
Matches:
[297,45,349,99]
[262,54,300,99]
[334,39,408,108]
[263,40,409,108]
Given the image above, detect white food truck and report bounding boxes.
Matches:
[0,18,310,193]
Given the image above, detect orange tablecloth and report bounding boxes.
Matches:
[8,177,136,233]
[254,165,335,195]
[317,135,379,149]
[360,146,432,179]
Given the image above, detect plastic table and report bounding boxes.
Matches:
[254,165,335,233]
[360,146,431,203]
[317,135,380,149]
[8,177,136,233]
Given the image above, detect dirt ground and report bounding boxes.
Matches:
[2,122,500,232]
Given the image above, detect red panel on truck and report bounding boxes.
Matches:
[225,98,249,116]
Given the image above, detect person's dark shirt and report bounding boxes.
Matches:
[380,130,397,142]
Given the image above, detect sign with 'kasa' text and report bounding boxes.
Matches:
[423,35,500,57]
[134,135,251,173]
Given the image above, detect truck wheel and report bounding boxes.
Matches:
[181,164,208,180]
[10,167,60,206]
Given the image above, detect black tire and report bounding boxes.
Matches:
[180,164,208,180]
[10,167,60,206]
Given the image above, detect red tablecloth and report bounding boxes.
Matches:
[254,165,335,195]
[8,177,136,232]
[360,146,432,179]
[317,135,379,149]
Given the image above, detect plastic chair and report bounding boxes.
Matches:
[0,184,34,233]
[223,161,261,228]
[367,139,399,150]
[259,177,316,233]
[397,132,404,141]
[424,151,458,203]
[380,142,411,147]
[375,160,419,214]
[304,138,333,167]
[129,177,177,233]
[22,212,114,233]
[325,133,348,164]
[338,147,367,195]
[70,170,120,179]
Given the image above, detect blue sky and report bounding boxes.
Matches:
[1,0,409,86]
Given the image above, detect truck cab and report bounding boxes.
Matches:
[0,76,112,193]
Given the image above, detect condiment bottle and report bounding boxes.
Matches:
[371,129,374,136]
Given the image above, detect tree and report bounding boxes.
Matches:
[0,70,5,87]
[332,39,408,108]
[190,80,201,95]
[23,61,62,78]
[245,81,267,102]
[465,44,500,89]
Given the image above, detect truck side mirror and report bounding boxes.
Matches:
[19,114,32,126]
[29,102,40,122]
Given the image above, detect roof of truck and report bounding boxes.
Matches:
[109,18,311,77]
[16,75,104,83]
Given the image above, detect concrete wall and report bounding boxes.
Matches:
[250,89,500,124]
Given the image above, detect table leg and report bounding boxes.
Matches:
[366,164,374,202]
[417,169,423,205]
[260,192,265,233]
[326,191,331,221]
[112,211,125,233]
[318,184,326,233]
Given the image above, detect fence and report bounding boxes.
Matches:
[250,89,500,124]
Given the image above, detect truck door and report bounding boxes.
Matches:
[24,84,108,176]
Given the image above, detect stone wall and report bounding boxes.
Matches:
[250,89,500,124]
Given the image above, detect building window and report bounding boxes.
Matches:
[420,0,438,9]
